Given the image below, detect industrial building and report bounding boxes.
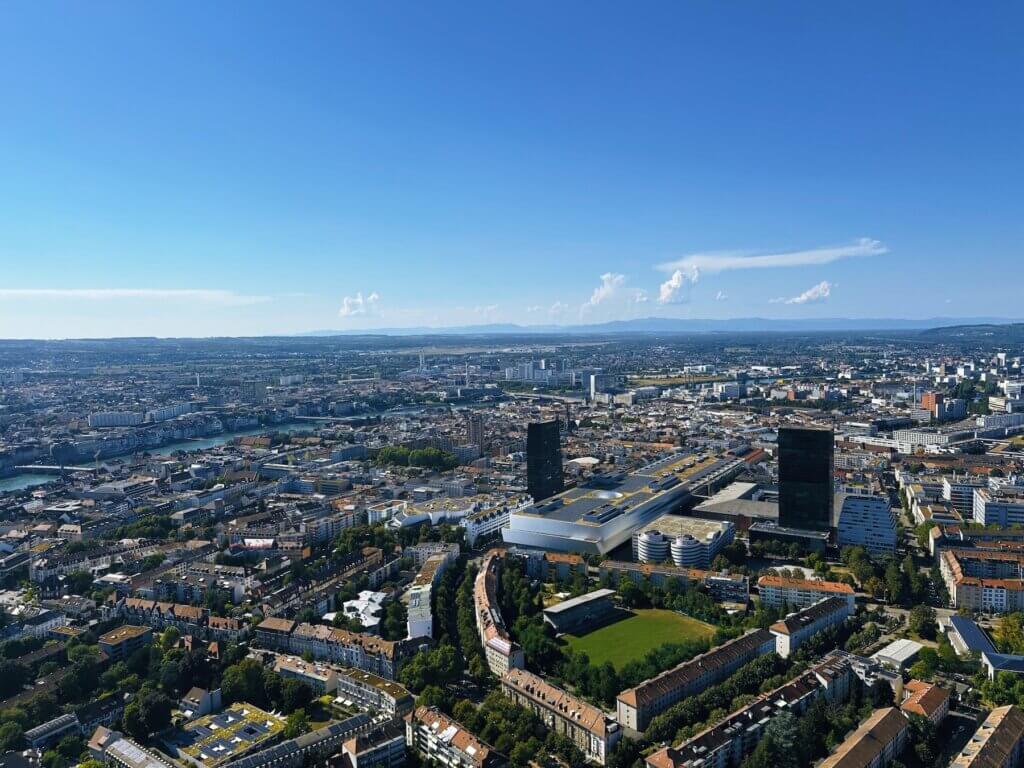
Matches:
[632,514,734,569]
[542,588,616,634]
[502,453,743,555]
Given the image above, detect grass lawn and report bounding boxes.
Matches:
[562,608,715,670]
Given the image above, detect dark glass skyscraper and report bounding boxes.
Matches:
[778,426,834,531]
[527,420,564,502]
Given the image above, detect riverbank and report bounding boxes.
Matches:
[1,422,317,493]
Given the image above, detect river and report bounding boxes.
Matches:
[146,422,314,456]
[0,473,57,492]
[0,422,317,492]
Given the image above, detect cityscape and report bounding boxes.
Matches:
[2,6,1023,768]
[4,330,1024,768]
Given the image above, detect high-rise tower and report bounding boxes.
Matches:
[778,425,834,531]
[527,420,564,502]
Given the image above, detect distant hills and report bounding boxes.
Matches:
[921,322,1024,343]
[300,316,1020,337]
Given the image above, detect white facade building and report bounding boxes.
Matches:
[836,491,897,555]
[973,487,1024,526]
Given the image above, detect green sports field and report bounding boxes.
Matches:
[562,608,715,670]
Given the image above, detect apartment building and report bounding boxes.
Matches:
[98,625,153,661]
[900,680,949,725]
[109,598,245,640]
[616,629,776,732]
[334,667,414,719]
[254,617,297,651]
[103,736,175,768]
[474,551,525,676]
[267,652,413,717]
[943,476,988,518]
[405,706,505,768]
[255,619,402,679]
[835,491,897,555]
[974,487,1024,527]
[769,597,853,658]
[406,550,456,640]
[462,499,533,547]
[340,726,406,768]
[819,708,909,768]
[501,668,621,765]
[645,655,854,768]
[952,705,1024,768]
[757,576,856,611]
[274,655,339,694]
[939,549,1024,613]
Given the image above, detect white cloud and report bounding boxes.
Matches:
[525,305,543,313]
[632,289,649,304]
[548,301,569,317]
[0,288,271,306]
[770,280,833,305]
[473,304,499,318]
[338,291,380,317]
[715,290,728,301]
[658,238,886,275]
[658,266,700,304]
[583,273,625,312]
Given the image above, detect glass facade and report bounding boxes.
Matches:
[778,426,834,531]
[526,420,564,502]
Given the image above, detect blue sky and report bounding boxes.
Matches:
[0,3,1020,337]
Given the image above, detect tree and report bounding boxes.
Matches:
[221,658,267,706]
[617,579,644,608]
[906,713,939,768]
[141,554,166,572]
[279,678,313,714]
[995,613,1024,654]
[159,660,183,694]
[283,711,309,739]
[908,648,940,681]
[381,600,408,641]
[884,560,907,605]
[0,660,28,699]
[416,685,449,710]
[376,446,411,466]
[123,689,172,741]
[915,522,938,550]
[865,576,885,599]
[0,722,24,752]
[397,644,461,693]
[908,605,937,640]
[59,656,100,702]
[160,626,181,651]
[56,734,84,762]
[204,587,230,615]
